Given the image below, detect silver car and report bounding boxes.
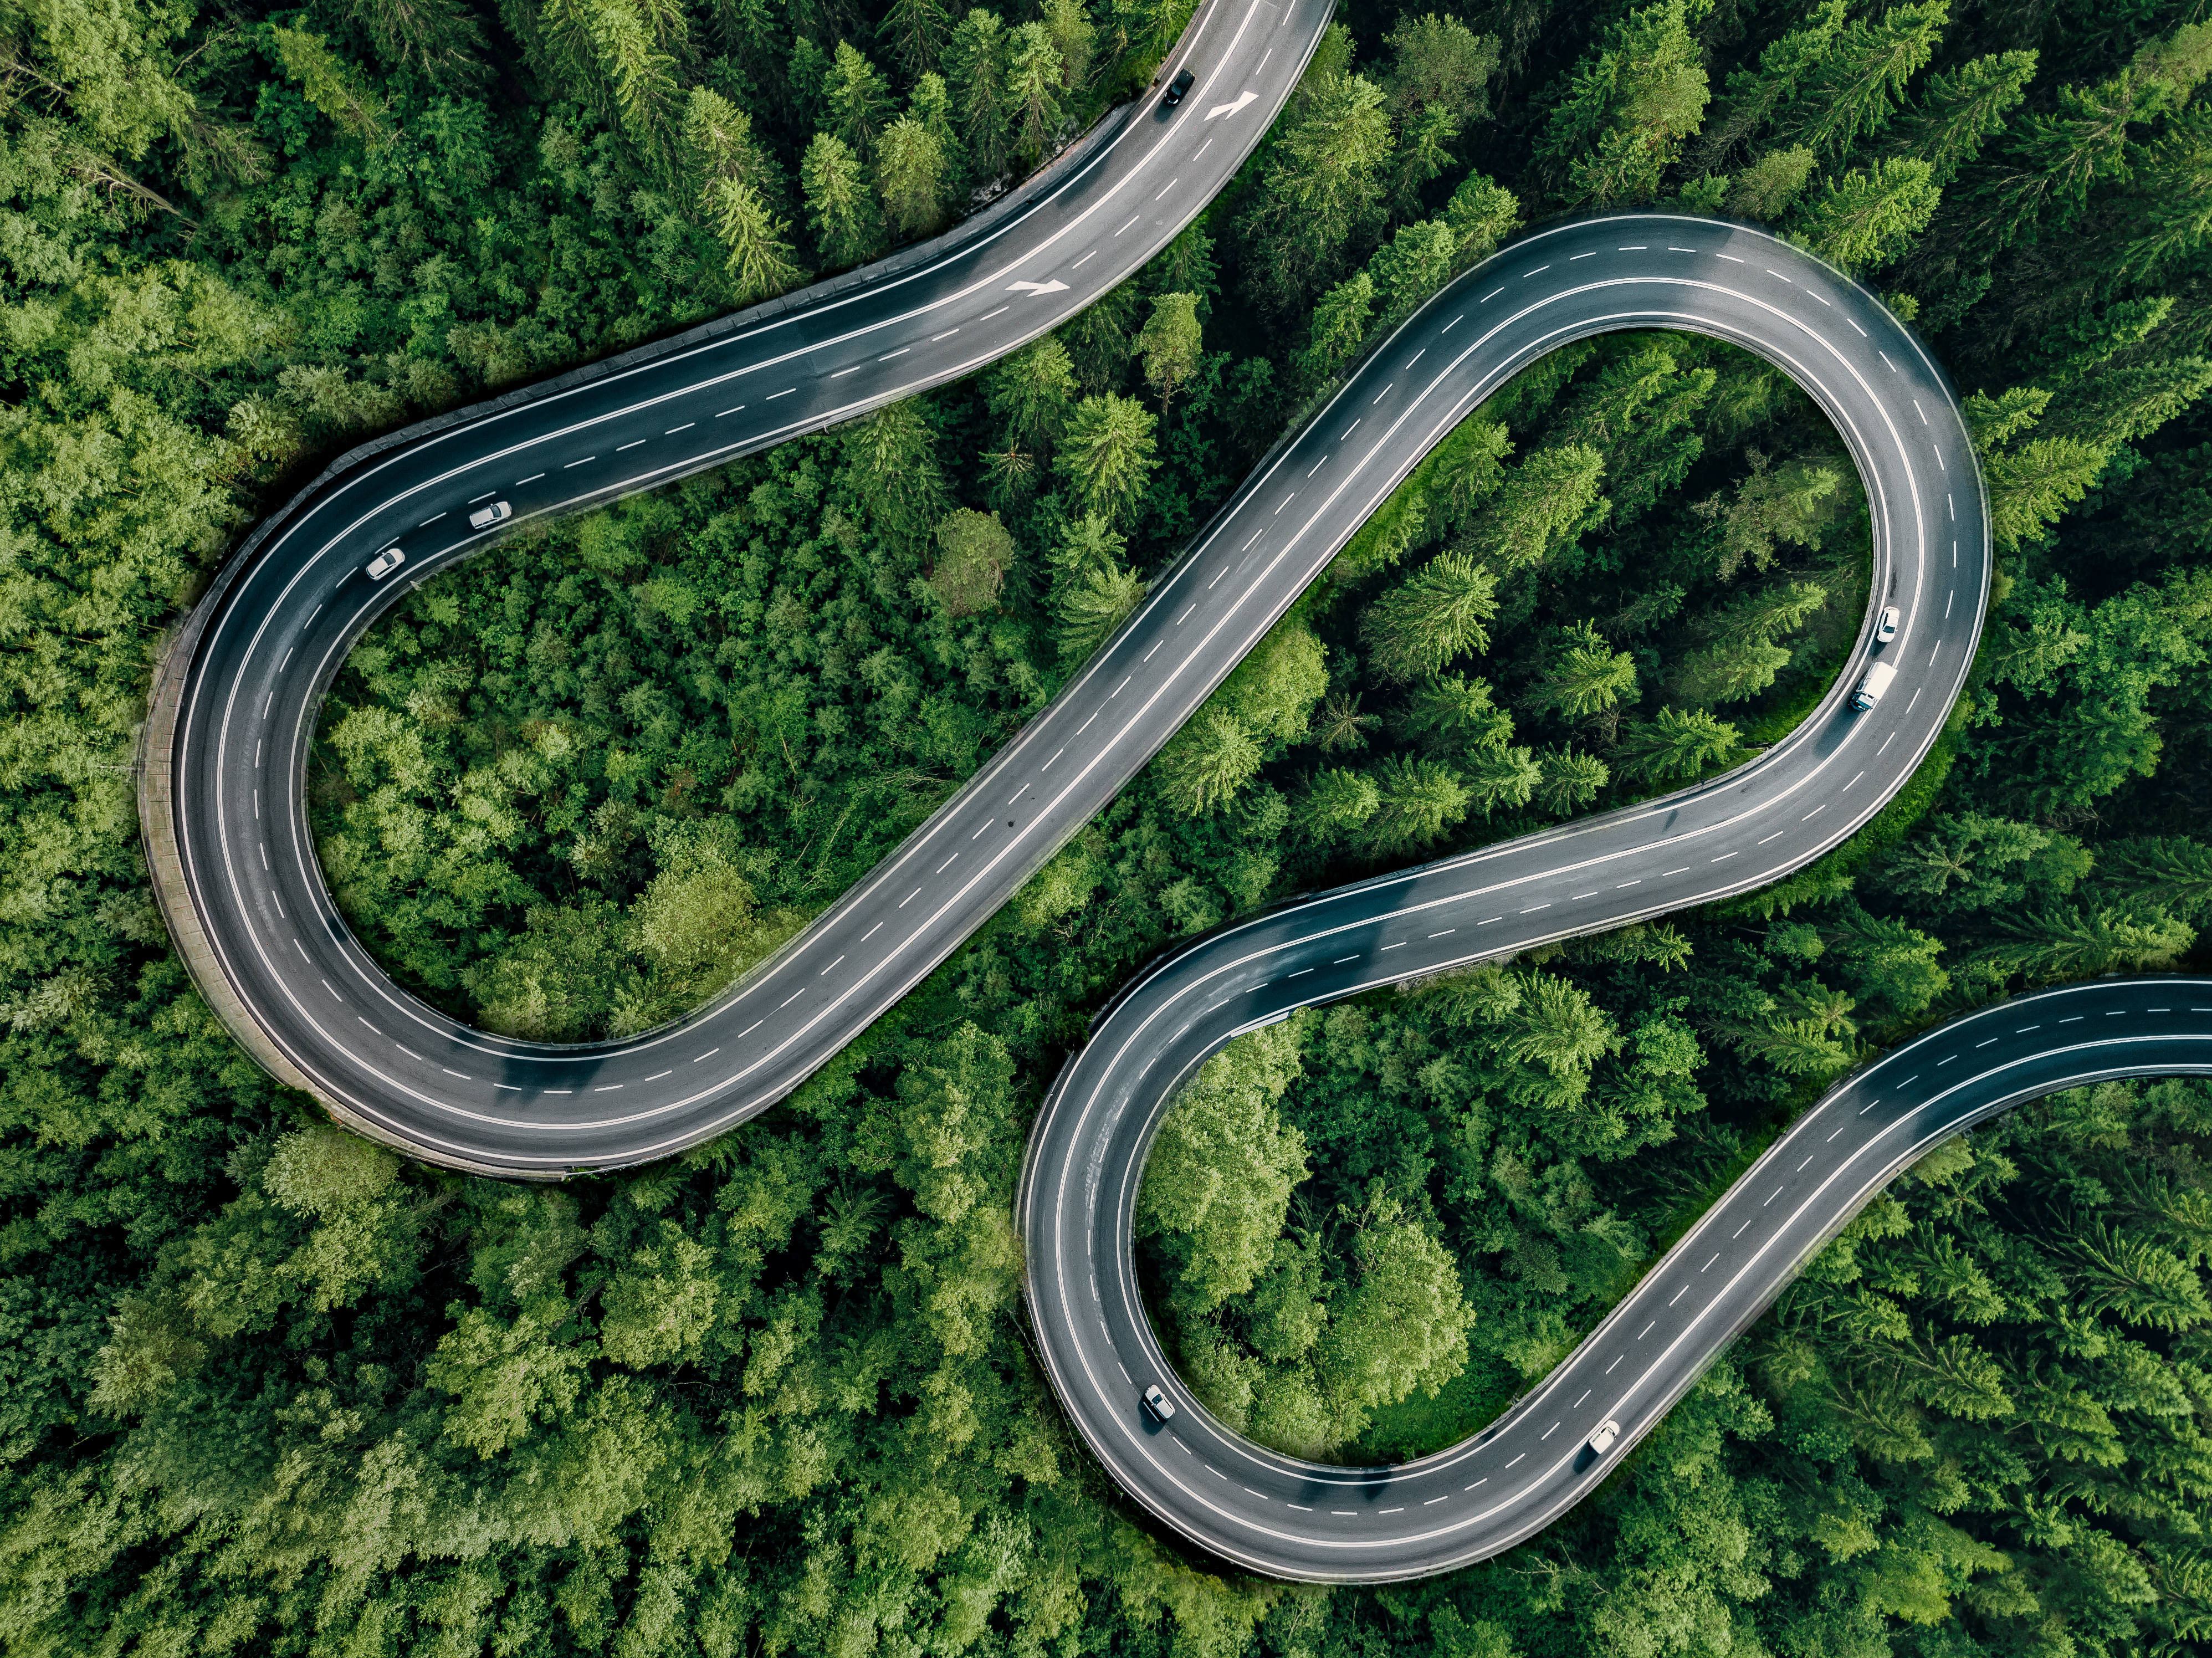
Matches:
[1875,605,1899,644]
[468,500,512,530]
[1143,1384,1175,1422]
[365,546,406,581]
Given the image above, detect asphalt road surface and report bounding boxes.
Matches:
[141,19,2210,1580]
[1021,976,2212,1581]
[149,0,1334,1172]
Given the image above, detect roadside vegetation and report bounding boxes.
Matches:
[3,0,2212,1655]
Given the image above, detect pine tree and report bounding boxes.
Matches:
[2101,838,2212,922]
[1672,637,1794,707]
[1236,45,1395,314]
[1885,49,2037,187]
[1386,100,1460,218]
[705,177,803,301]
[1791,156,1940,271]
[945,7,1013,182]
[1400,672,1514,754]
[1533,746,1607,815]
[1725,146,1815,221]
[1536,0,1709,208]
[1006,22,1064,167]
[876,0,951,81]
[1985,436,2109,550]
[1707,580,1831,651]
[1367,219,1457,325]
[1041,0,1094,93]
[1056,393,1158,525]
[342,0,489,81]
[845,399,949,549]
[1525,623,1637,720]
[1355,756,1471,856]
[1297,272,1374,386]
[1361,550,1498,681]
[1458,444,1604,571]
[877,115,952,238]
[984,336,1077,453]
[825,39,896,160]
[1156,708,1262,816]
[1135,292,1202,413]
[1297,767,1381,841]
[802,131,884,267]
[1441,171,1520,270]
[1779,0,1947,160]
[1308,692,1379,755]
[1973,907,2198,981]
[1613,707,1743,784]
[1687,0,1846,173]
[1463,742,1542,817]
[1052,557,1148,661]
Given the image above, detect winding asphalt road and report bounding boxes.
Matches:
[146,0,1333,1171]
[1023,976,2212,1581]
[141,16,2211,1583]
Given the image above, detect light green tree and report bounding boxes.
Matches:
[802,131,885,267]
[985,336,1077,453]
[1791,156,1940,270]
[1138,1021,1310,1317]
[878,115,953,237]
[1537,0,1709,207]
[1135,291,1204,413]
[1361,550,1498,681]
[1355,756,1471,856]
[1614,708,1744,784]
[1155,709,1263,817]
[945,7,1013,180]
[929,510,1015,616]
[1056,393,1158,524]
[1533,747,1609,815]
[1006,22,1065,167]
[826,39,896,158]
[1459,444,1605,572]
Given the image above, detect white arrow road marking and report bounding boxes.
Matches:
[1007,279,1071,295]
[1205,89,1258,119]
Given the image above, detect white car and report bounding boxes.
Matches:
[468,500,513,530]
[1143,1384,1176,1422]
[1589,1419,1621,1455]
[1875,605,1899,644]
[364,546,406,581]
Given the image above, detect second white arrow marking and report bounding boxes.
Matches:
[1205,89,1258,120]
[1007,279,1071,295]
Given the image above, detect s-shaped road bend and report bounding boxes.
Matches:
[141,16,2212,1580]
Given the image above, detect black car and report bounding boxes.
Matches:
[1161,68,1195,108]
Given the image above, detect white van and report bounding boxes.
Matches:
[1851,662,1897,710]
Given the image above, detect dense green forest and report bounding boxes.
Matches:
[6,0,2212,1652]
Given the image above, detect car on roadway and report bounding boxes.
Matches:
[365,546,406,581]
[1143,1384,1176,1422]
[1589,1419,1621,1455]
[1875,605,1899,644]
[1161,69,1195,108]
[1851,660,1898,710]
[469,500,513,530]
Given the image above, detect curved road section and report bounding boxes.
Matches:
[1016,217,2018,1577]
[145,0,1333,1174]
[1023,978,2212,1581]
